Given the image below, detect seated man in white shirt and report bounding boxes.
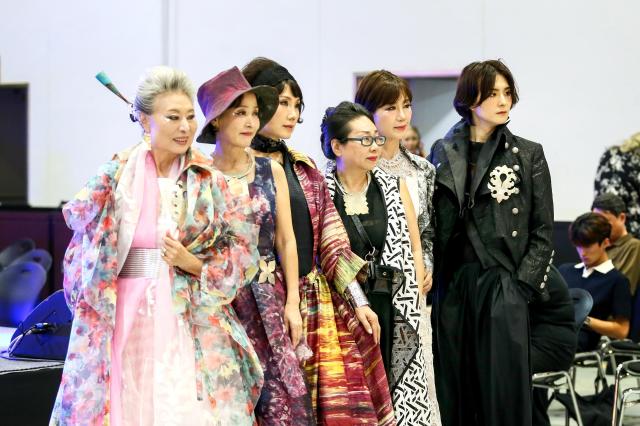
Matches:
[558,212,631,351]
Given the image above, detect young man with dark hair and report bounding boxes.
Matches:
[429,59,553,426]
[592,192,640,295]
[559,212,631,351]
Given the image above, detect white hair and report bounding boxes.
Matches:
[133,66,194,120]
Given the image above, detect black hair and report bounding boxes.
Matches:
[320,101,374,160]
[453,59,519,124]
[569,212,612,246]
[592,192,627,216]
[242,57,304,123]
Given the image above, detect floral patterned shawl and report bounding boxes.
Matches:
[50,142,262,425]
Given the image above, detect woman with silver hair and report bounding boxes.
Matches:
[50,66,262,425]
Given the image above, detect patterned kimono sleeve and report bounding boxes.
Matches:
[316,175,366,297]
[421,163,436,272]
[198,172,260,305]
[61,159,120,310]
[62,159,120,233]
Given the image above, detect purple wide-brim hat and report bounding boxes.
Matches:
[196,66,278,144]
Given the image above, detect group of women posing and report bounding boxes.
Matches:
[51,56,550,426]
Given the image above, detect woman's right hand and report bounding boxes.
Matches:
[355,305,381,344]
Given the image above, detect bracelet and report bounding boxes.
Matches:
[584,317,591,327]
[347,281,369,308]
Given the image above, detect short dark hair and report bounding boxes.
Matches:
[592,193,627,216]
[354,70,412,114]
[453,59,519,124]
[320,101,374,160]
[569,212,612,246]
[242,57,304,121]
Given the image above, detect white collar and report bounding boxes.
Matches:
[575,259,615,278]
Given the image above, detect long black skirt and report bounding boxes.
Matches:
[433,263,531,426]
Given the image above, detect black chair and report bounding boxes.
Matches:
[0,239,35,271]
[532,287,593,426]
[0,261,47,327]
[10,248,53,272]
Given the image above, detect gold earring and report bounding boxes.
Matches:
[143,132,151,146]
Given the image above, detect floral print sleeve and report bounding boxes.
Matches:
[61,158,121,311]
[183,170,260,307]
[62,159,121,232]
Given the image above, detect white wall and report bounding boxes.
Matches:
[1,0,639,220]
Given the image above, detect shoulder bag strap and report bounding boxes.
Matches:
[349,213,379,262]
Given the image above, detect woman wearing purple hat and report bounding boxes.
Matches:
[196,66,314,425]
[51,66,262,425]
[241,58,394,425]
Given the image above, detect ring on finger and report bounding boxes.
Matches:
[161,248,167,256]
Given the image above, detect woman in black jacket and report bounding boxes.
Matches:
[428,59,554,426]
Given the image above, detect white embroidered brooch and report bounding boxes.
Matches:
[488,165,518,203]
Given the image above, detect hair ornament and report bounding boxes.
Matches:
[95,71,136,122]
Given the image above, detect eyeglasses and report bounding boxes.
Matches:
[341,136,387,146]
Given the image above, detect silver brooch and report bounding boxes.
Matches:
[488,165,518,203]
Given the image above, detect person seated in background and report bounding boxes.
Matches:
[592,192,640,296]
[559,212,631,352]
[401,124,427,157]
[529,265,577,426]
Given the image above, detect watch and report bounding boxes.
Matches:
[584,317,591,327]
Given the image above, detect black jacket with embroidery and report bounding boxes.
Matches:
[428,120,554,296]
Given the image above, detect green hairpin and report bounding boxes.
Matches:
[95,71,131,105]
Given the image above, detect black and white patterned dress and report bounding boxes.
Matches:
[326,167,440,426]
[594,144,640,238]
[377,146,436,271]
[376,147,441,425]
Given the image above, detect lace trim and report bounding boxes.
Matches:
[378,149,416,178]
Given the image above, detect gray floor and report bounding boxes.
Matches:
[548,365,640,425]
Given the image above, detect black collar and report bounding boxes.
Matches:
[251,134,287,154]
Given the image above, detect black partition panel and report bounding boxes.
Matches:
[0,84,28,206]
[553,221,580,267]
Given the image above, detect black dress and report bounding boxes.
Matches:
[333,179,394,374]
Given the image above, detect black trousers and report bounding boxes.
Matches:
[434,263,532,426]
[530,340,576,426]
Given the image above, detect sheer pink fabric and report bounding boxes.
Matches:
[110,153,209,426]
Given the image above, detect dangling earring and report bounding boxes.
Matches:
[143,132,151,147]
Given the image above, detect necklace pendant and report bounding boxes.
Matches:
[344,192,369,215]
[226,176,249,197]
